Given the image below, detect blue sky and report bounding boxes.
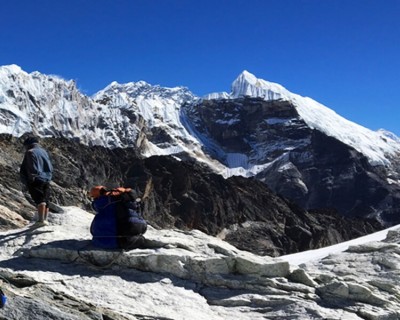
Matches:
[1,0,399,135]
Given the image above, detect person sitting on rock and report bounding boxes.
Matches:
[89,186,147,250]
[20,135,53,228]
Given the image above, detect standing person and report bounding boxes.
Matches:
[20,136,53,227]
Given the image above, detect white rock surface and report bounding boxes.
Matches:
[1,207,400,319]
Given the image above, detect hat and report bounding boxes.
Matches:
[23,136,39,146]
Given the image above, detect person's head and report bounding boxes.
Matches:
[89,186,107,199]
[23,136,39,149]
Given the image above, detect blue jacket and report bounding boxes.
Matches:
[20,143,53,184]
[90,196,119,249]
[90,195,147,249]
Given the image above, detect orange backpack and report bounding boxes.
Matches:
[89,186,133,199]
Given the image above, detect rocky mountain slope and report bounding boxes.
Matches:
[0,134,381,257]
[183,96,400,224]
[1,65,399,226]
[0,207,399,320]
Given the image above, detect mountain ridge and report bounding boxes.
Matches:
[2,64,399,166]
[1,64,399,224]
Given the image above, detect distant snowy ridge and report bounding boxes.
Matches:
[378,128,400,143]
[92,79,228,171]
[208,70,400,166]
[0,64,226,173]
[0,64,134,147]
[1,64,399,170]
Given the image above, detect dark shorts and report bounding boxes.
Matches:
[28,180,50,206]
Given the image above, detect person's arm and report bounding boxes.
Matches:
[22,151,38,183]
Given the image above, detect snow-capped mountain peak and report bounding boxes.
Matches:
[231,70,289,100]
[0,64,25,76]
[210,70,400,166]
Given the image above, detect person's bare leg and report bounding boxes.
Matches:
[44,205,49,221]
[37,202,46,222]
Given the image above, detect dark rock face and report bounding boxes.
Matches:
[184,98,400,225]
[0,134,382,256]
[183,97,311,162]
[257,130,400,222]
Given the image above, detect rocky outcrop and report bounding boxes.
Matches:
[184,97,400,224]
[0,208,399,320]
[0,134,382,257]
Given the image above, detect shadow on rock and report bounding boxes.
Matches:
[0,238,182,286]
